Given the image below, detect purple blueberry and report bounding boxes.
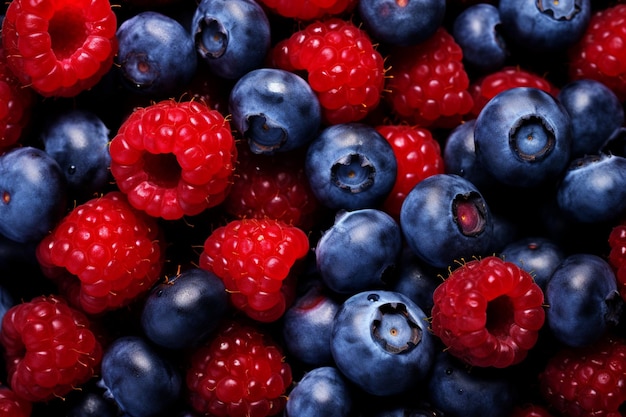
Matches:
[285,366,353,417]
[500,236,565,291]
[388,248,440,314]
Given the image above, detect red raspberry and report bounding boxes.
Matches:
[271,18,385,125]
[0,295,102,402]
[257,0,357,21]
[430,256,545,368]
[0,385,32,417]
[223,144,321,230]
[539,336,626,417]
[468,66,560,119]
[375,124,445,220]
[1,0,118,97]
[35,192,165,315]
[510,404,556,417]
[607,219,626,302]
[199,218,310,323]
[109,99,237,220]
[385,27,474,129]
[569,4,626,101]
[186,320,292,417]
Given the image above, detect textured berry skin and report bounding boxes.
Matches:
[540,336,626,417]
[376,124,445,219]
[223,144,320,230]
[1,0,118,97]
[186,320,292,417]
[36,192,165,315]
[0,295,102,402]
[385,27,474,128]
[569,4,626,101]
[608,219,626,302]
[431,256,545,368]
[271,18,385,125]
[510,404,556,417]
[199,218,310,323]
[258,0,357,21]
[109,99,237,220]
[0,385,32,417]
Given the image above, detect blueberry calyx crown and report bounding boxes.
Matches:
[368,294,421,354]
[453,192,488,237]
[331,153,375,193]
[509,115,556,162]
[536,0,582,20]
[195,18,227,59]
[246,115,286,154]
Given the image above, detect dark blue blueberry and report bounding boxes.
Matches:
[427,351,516,417]
[400,174,494,269]
[474,87,572,188]
[370,404,443,417]
[556,154,626,224]
[191,0,270,80]
[557,79,625,158]
[285,366,353,417]
[545,253,622,348]
[498,0,592,53]
[305,123,397,211]
[141,268,229,350]
[452,3,508,74]
[356,0,445,46]
[281,282,341,367]
[330,290,434,396]
[315,209,402,295]
[40,109,111,201]
[500,236,565,291]
[0,284,14,331]
[99,336,182,417]
[116,11,197,97]
[65,389,119,417]
[0,147,66,243]
[388,247,440,314]
[229,68,321,154]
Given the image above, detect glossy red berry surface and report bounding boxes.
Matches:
[199,218,310,323]
[109,99,237,220]
[258,0,357,20]
[431,256,546,368]
[186,320,292,417]
[0,295,102,402]
[607,219,626,302]
[35,192,165,315]
[1,0,118,97]
[0,385,32,417]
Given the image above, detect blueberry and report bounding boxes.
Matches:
[229,68,321,154]
[315,209,402,294]
[474,87,572,188]
[0,284,14,331]
[388,247,440,314]
[357,0,445,46]
[330,290,434,396]
[65,389,119,417]
[545,253,622,348]
[498,0,592,53]
[500,236,565,291]
[40,109,111,201]
[557,79,625,158]
[191,0,271,80]
[285,366,353,417]
[305,123,397,211]
[99,336,182,417]
[0,147,67,243]
[452,3,508,74]
[427,351,516,417]
[281,282,341,367]
[556,154,626,224]
[140,268,229,350]
[400,174,494,269]
[116,11,198,97]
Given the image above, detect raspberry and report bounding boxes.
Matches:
[539,336,626,417]
[223,144,320,230]
[375,124,445,220]
[257,0,357,21]
[186,320,292,417]
[0,385,32,417]
[467,66,560,119]
[35,192,165,315]
[1,0,118,97]
[109,99,237,220]
[510,404,556,417]
[385,26,474,129]
[199,218,310,323]
[569,4,626,102]
[0,295,102,402]
[607,219,626,302]
[271,18,385,125]
[430,256,546,368]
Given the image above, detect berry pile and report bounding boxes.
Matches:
[1,0,626,416]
